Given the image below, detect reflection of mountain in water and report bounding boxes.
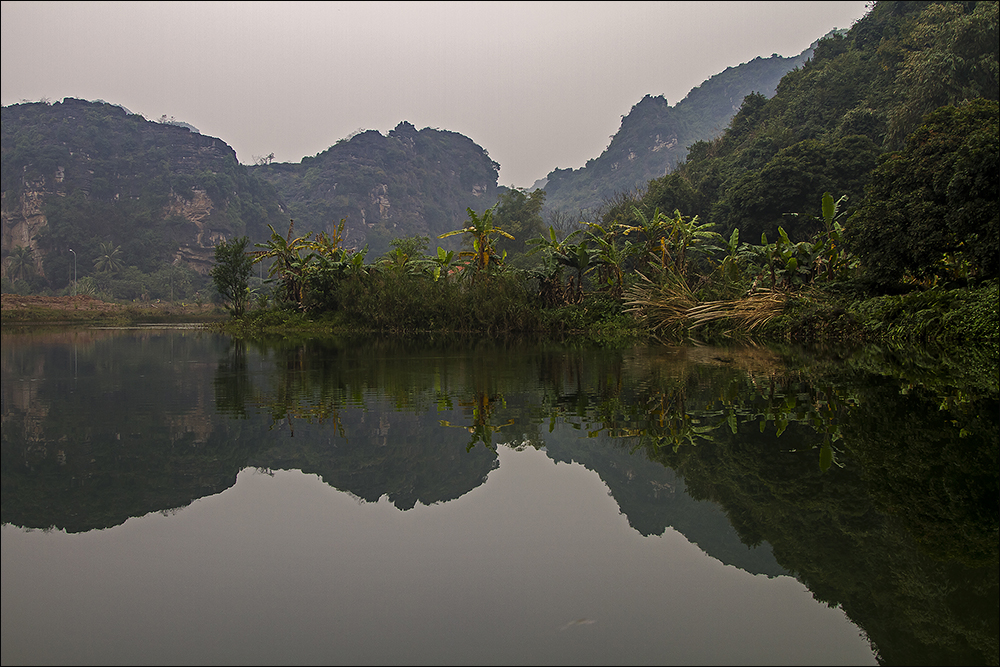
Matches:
[246,402,498,511]
[0,330,782,578]
[542,431,787,578]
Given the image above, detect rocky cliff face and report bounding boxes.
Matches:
[1,98,287,284]
[250,121,500,257]
[1,175,50,277]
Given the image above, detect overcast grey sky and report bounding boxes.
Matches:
[1,1,870,187]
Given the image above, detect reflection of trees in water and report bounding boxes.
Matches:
[618,349,999,667]
[1,331,253,533]
[3,332,996,665]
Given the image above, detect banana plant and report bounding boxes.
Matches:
[305,218,349,265]
[623,207,722,282]
[817,192,853,281]
[621,206,673,273]
[584,221,636,298]
[250,220,313,306]
[554,239,596,304]
[420,246,459,282]
[527,225,585,305]
[780,193,856,283]
[438,207,514,281]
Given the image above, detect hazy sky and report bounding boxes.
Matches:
[1,1,870,187]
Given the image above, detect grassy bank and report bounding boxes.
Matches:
[1,294,228,326]
[8,280,995,350]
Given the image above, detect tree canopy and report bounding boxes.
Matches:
[847,98,999,286]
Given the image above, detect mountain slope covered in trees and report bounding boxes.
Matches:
[619,0,998,259]
[248,121,501,258]
[1,98,288,298]
[539,40,824,217]
[0,106,501,295]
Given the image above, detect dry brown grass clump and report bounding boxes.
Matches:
[624,274,787,339]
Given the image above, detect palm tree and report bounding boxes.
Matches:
[93,241,124,274]
[6,245,36,281]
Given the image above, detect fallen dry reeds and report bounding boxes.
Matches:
[624,274,787,339]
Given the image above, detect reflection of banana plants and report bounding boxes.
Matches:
[639,389,725,453]
[583,385,721,453]
[439,390,516,452]
[746,379,852,472]
[577,361,855,472]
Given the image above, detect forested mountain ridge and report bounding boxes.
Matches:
[0,102,501,294]
[247,121,501,258]
[540,39,824,216]
[1,98,288,297]
[624,0,998,251]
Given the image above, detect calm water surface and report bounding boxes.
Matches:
[2,328,996,665]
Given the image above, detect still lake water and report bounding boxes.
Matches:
[1,328,997,665]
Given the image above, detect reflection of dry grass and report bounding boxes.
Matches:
[624,275,787,339]
[631,342,789,378]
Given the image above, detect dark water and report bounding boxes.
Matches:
[2,328,997,665]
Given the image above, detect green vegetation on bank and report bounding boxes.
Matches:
[211,187,997,346]
[207,2,998,347]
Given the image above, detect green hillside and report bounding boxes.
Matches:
[249,121,501,258]
[1,98,287,299]
[625,0,998,249]
[540,41,820,217]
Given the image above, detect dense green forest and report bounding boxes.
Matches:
[617,1,998,248]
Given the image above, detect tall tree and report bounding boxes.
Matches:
[93,241,124,274]
[492,188,546,257]
[211,236,255,316]
[5,245,36,282]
